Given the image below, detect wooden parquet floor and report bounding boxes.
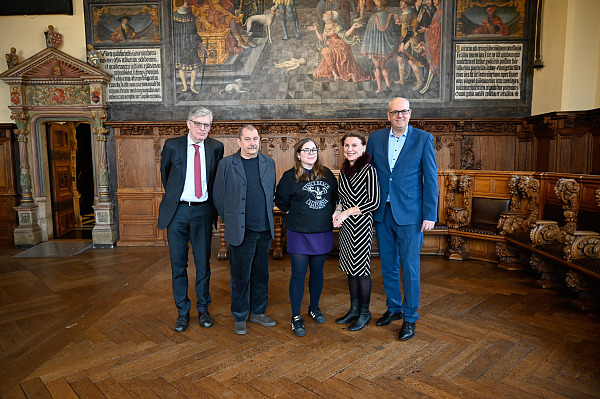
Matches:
[1,242,600,398]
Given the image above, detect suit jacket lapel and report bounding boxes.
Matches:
[179,135,188,181]
[232,151,247,182]
[204,139,212,178]
[392,125,414,172]
[383,128,392,173]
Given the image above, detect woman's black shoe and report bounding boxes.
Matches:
[348,304,371,331]
[336,299,359,324]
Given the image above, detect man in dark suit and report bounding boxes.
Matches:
[366,97,438,340]
[158,106,224,332]
[213,125,277,335]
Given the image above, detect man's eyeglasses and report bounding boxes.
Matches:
[300,148,318,154]
[388,109,411,116]
[189,120,211,129]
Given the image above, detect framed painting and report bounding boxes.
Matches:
[91,3,160,44]
[456,0,526,38]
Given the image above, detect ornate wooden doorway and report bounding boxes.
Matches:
[48,123,75,238]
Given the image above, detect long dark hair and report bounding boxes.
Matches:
[294,138,326,181]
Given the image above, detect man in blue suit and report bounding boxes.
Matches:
[366,97,438,340]
[158,106,224,332]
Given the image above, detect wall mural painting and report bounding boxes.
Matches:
[92,4,160,43]
[84,0,533,119]
[456,0,526,38]
[171,0,445,115]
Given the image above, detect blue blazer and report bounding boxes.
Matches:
[366,125,438,225]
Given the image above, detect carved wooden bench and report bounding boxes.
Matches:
[503,177,600,308]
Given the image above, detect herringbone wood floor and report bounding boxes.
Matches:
[1,241,599,398]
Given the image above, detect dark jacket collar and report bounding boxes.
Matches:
[341,152,371,177]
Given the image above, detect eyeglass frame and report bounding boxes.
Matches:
[299,148,319,154]
[388,109,411,116]
[188,120,211,129]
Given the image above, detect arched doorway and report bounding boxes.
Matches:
[0,47,116,247]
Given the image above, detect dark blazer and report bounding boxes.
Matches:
[157,135,224,230]
[366,125,438,225]
[213,150,276,246]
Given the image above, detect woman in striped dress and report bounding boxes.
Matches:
[333,132,380,331]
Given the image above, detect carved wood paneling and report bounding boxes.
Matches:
[109,111,600,246]
[0,124,17,247]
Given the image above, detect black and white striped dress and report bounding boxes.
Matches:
[338,163,380,276]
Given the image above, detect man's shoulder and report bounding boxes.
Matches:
[408,125,432,137]
[165,135,186,145]
[368,128,388,144]
[205,136,224,149]
[259,152,275,165]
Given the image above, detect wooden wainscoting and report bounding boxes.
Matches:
[0,123,17,247]
[110,110,600,247]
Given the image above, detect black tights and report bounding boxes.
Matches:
[289,253,327,316]
[347,275,371,305]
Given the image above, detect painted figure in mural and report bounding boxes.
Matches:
[355,0,373,22]
[275,0,301,40]
[86,44,101,68]
[174,0,205,93]
[274,57,306,71]
[472,6,509,36]
[360,0,401,93]
[5,47,18,68]
[394,0,424,89]
[419,0,441,94]
[45,25,63,48]
[316,0,351,31]
[191,0,255,54]
[308,11,371,82]
[111,16,139,42]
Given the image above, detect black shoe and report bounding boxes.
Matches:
[291,315,306,337]
[398,321,415,340]
[198,310,212,328]
[308,307,325,324]
[336,299,359,324]
[376,310,403,326]
[174,313,189,332]
[348,304,371,331]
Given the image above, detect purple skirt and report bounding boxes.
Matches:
[287,229,333,255]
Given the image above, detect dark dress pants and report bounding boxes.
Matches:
[228,229,272,322]
[166,202,212,316]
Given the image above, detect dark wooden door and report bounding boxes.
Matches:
[49,123,75,237]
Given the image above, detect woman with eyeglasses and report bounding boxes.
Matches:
[333,131,380,331]
[275,138,338,337]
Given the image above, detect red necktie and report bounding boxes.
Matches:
[193,144,202,199]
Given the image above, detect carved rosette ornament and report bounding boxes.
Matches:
[565,270,599,310]
[530,220,560,245]
[564,232,600,262]
[530,254,564,289]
